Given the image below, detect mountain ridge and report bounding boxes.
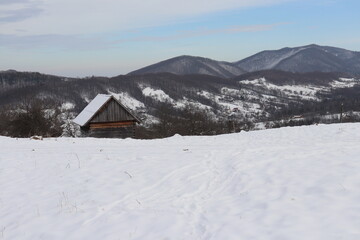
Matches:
[234,44,360,74]
[128,44,360,78]
[128,55,246,78]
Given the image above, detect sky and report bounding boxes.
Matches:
[0,0,359,77]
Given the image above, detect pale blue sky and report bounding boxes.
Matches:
[0,0,359,77]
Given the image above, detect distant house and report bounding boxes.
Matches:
[73,94,140,138]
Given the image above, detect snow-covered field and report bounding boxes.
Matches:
[1,123,360,240]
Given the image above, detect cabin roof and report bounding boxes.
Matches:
[73,94,140,127]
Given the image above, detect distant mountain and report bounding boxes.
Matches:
[235,44,360,74]
[128,45,360,77]
[128,55,246,78]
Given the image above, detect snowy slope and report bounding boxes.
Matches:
[235,47,308,72]
[1,123,360,239]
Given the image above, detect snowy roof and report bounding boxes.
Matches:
[73,94,112,127]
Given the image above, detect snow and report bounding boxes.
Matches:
[330,78,359,88]
[108,91,145,110]
[142,87,173,103]
[221,87,241,95]
[241,77,360,102]
[73,94,111,126]
[265,47,307,69]
[175,97,211,111]
[241,78,325,101]
[140,86,211,110]
[238,47,310,71]
[198,90,262,117]
[139,86,211,111]
[61,102,75,110]
[140,113,160,125]
[253,121,267,130]
[1,123,360,239]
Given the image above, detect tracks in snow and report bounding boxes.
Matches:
[174,149,247,239]
[84,147,248,240]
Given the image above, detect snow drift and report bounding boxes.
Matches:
[1,123,360,239]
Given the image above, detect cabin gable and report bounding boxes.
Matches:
[90,98,136,124]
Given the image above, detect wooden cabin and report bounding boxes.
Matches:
[73,94,140,138]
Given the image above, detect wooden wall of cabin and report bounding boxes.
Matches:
[80,123,136,138]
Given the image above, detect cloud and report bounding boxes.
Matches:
[0,22,288,50]
[0,0,296,35]
[0,6,43,23]
[0,0,34,5]
[0,0,43,23]
[0,34,108,50]
[185,23,289,35]
[115,23,289,43]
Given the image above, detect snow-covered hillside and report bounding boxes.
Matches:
[235,46,309,72]
[1,123,360,239]
[239,77,360,101]
[2,69,360,127]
